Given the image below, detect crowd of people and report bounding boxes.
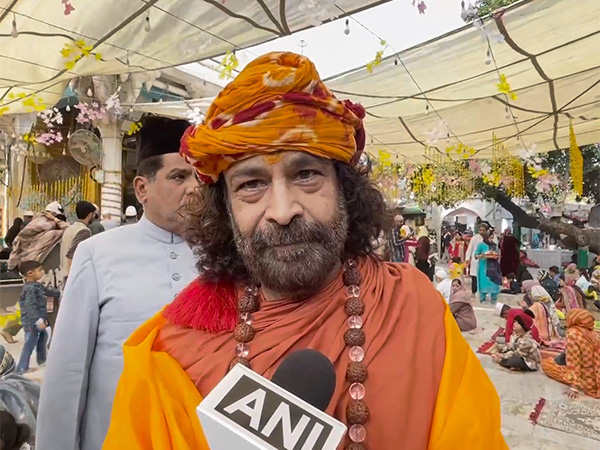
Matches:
[0,51,598,450]
[1,200,144,344]
[410,219,600,400]
[0,53,509,450]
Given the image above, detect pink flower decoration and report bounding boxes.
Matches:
[469,159,483,177]
[64,3,75,15]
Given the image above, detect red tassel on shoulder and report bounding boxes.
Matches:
[163,278,238,333]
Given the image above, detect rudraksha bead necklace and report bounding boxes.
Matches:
[230,259,369,450]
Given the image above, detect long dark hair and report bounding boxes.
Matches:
[185,162,387,284]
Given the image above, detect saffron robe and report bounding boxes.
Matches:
[103,258,507,450]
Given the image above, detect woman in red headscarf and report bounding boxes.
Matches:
[542,309,600,399]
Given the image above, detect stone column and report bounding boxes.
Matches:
[98,118,123,220]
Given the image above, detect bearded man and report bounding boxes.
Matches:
[103,53,506,450]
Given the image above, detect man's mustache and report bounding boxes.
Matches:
[251,220,329,251]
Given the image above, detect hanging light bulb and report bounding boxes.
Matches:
[485,48,492,65]
[11,132,16,139]
[62,147,66,156]
[66,105,71,112]
[67,131,71,139]
[11,14,18,38]
[128,106,134,112]
[144,12,151,32]
[344,19,350,35]
[87,88,93,97]
[158,98,163,104]
[425,104,430,114]
[504,106,511,120]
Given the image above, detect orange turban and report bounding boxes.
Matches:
[180,52,365,183]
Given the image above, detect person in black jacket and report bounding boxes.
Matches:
[538,270,560,302]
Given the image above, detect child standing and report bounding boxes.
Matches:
[448,256,466,280]
[15,261,60,373]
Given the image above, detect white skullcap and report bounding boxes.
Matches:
[125,206,137,217]
[495,302,506,317]
[45,201,64,215]
[435,269,449,279]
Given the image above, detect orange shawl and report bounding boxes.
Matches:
[103,258,506,449]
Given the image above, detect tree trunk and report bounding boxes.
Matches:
[490,190,600,255]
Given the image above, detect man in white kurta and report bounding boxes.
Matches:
[37,217,196,449]
[36,116,197,450]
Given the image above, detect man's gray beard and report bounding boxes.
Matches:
[228,195,349,299]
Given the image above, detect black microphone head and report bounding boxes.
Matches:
[271,349,336,412]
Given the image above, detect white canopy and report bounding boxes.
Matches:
[326,0,600,162]
[0,0,390,114]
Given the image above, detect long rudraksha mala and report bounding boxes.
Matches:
[230,259,369,450]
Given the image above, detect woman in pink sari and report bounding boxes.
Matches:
[556,275,586,313]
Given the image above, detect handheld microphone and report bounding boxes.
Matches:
[271,349,337,412]
[197,350,346,450]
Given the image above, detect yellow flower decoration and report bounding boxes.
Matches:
[378,149,392,167]
[528,166,547,179]
[483,171,501,187]
[7,92,27,100]
[569,121,583,196]
[0,106,9,115]
[218,50,239,80]
[127,121,142,136]
[444,143,476,159]
[22,96,46,112]
[496,74,518,101]
[61,39,102,70]
[23,133,37,144]
[366,40,387,74]
[422,167,434,186]
[6,92,45,112]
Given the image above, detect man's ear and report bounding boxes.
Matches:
[133,176,149,204]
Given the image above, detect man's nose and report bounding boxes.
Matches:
[184,176,198,195]
[264,181,302,226]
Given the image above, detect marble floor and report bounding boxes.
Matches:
[4,290,600,449]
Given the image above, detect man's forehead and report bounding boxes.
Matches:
[225,151,330,177]
[162,153,193,170]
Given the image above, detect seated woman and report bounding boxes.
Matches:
[542,309,600,399]
[528,286,560,341]
[492,311,541,372]
[556,274,586,313]
[449,279,477,332]
[588,270,600,311]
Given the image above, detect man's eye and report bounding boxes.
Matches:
[296,170,319,181]
[239,180,265,191]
